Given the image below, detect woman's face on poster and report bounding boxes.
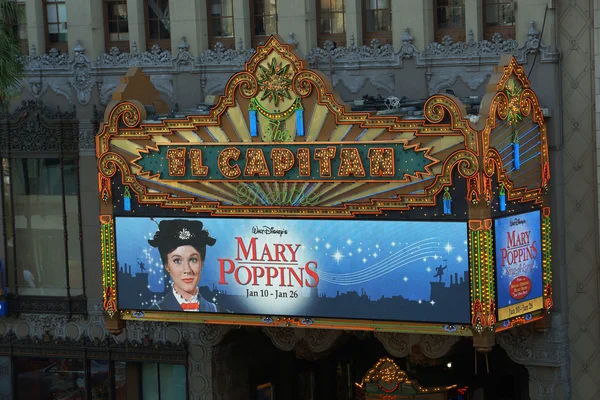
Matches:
[166,245,203,296]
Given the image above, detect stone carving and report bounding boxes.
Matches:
[262,327,343,358]
[527,364,571,400]
[25,77,48,98]
[97,44,173,67]
[399,27,418,57]
[99,79,119,105]
[178,36,190,52]
[331,71,395,94]
[8,99,76,119]
[196,324,231,347]
[198,42,255,66]
[204,79,227,96]
[15,21,557,110]
[69,41,94,105]
[369,71,396,93]
[497,323,570,367]
[22,47,69,67]
[375,332,410,357]
[149,75,175,104]
[307,22,556,68]
[78,119,96,155]
[419,334,460,359]
[423,34,474,58]
[139,44,173,65]
[309,34,395,64]
[332,73,368,93]
[174,37,195,71]
[427,71,492,94]
[0,100,78,153]
[304,328,342,353]
[263,327,298,351]
[288,32,298,46]
[96,46,134,66]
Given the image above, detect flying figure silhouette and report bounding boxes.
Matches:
[433,264,447,283]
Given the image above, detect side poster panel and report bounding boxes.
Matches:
[495,211,544,320]
[115,217,471,324]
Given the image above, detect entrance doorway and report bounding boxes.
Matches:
[212,328,530,400]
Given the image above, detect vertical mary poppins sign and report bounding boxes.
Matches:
[495,211,543,320]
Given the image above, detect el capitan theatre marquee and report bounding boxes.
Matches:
[96,36,552,348]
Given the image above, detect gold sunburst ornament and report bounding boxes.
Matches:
[257,58,293,106]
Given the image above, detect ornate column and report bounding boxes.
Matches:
[277,0,317,54]
[515,4,555,49]
[127,0,147,52]
[65,0,105,59]
[169,0,209,54]
[24,0,46,55]
[232,0,251,50]
[0,356,11,400]
[464,0,483,41]
[392,0,432,50]
[79,120,104,301]
[497,324,570,399]
[345,0,363,46]
[184,324,232,400]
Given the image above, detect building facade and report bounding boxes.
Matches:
[0,0,597,399]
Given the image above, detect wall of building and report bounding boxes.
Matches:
[1,1,595,399]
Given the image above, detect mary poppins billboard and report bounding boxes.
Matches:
[115,217,471,324]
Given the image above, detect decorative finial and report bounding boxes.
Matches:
[178,36,190,52]
[73,40,85,55]
[402,27,414,45]
[467,29,474,45]
[528,21,540,38]
[288,32,298,46]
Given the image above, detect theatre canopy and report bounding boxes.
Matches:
[97,36,552,348]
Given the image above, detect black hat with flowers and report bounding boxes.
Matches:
[148,219,216,263]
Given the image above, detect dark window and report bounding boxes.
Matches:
[434,0,465,42]
[10,1,28,54]
[2,157,83,297]
[208,0,234,49]
[13,358,185,400]
[318,0,345,47]
[146,0,171,50]
[363,0,391,45]
[104,0,129,52]
[484,0,515,40]
[251,0,277,47]
[44,0,68,52]
[16,357,85,399]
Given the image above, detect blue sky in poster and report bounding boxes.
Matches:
[115,217,469,303]
[495,211,543,310]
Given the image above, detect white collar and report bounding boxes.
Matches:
[172,286,200,311]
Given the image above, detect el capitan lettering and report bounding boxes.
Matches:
[134,142,430,183]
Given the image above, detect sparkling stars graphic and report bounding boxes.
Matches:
[444,242,454,253]
[332,249,344,264]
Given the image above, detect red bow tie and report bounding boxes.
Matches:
[181,303,199,310]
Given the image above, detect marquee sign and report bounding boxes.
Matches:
[97,36,552,343]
